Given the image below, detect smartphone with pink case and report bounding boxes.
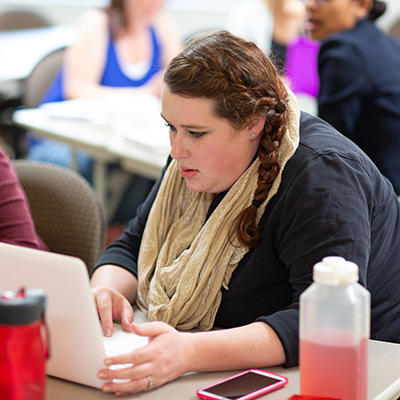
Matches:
[197,369,288,400]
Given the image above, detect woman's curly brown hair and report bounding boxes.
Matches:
[164,30,289,249]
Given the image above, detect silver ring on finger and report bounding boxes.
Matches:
[146,375,154,389]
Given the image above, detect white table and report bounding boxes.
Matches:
[45,339,400,400]
[12,101,170,221]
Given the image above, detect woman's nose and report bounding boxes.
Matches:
[170,132,189,160]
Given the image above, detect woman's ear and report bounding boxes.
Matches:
[247,115,266,139]
[357,0,373,19]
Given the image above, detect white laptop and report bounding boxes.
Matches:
[0,242,148,389]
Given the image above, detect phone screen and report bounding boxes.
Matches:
[199,370,285,399]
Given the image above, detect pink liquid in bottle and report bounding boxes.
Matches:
[300,332,368,400]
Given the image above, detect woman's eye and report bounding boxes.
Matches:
[165,123,176,131]
[189,131,206,138]
[164,123,206,138]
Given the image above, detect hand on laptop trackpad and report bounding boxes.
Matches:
[103,323,148,357]
[103,323,149,383]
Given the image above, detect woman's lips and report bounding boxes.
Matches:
[305,19,318,31]
[180,167,198,179]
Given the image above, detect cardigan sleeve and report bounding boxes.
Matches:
[317,37,370,139]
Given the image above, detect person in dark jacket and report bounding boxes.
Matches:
[305,0,400,194]
[89,30,400,396]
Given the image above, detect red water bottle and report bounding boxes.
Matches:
[0,288,49,400]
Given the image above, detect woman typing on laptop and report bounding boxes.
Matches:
[90,31,400,395]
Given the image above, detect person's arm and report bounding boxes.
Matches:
[317,38,369,138]
[90,194,157,336]
[255,138,377,367]
[63,9,110,99]
[0,148,47,250]
[98,321,285,394]
[91,159,169,335]
[270,0,305,70]
[272,0,305,47]
[90,265,138,336]
[185,322,285,371]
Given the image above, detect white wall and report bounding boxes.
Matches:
[0,0,399,38]
[376,0,400,32]
[0,0,242,39]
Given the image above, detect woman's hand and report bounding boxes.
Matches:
[98,321,194,395]
[91,287,134,337]
[90,265,138,336]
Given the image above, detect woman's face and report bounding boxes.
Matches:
[161,86,262,195]
[305,0,367,41]
[126,0,165,22]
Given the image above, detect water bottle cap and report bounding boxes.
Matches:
[0,288,46,326]
[313,256,359,285]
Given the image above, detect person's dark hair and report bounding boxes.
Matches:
[107,0,127,39]
[369,0,386,21]
[164,30,289,249]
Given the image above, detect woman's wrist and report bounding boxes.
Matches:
[90,264,138,304]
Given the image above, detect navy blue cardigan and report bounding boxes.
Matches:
[317,18,400,194]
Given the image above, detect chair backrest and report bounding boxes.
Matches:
[23,47,65,109]
[0,10,50,31]
[389,17,400,39]
[11,160,105,273]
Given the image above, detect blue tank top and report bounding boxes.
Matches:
[40,25,163,104]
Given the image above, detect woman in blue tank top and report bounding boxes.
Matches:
[27,0,182,181]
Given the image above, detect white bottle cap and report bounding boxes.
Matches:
[313,256,359,285]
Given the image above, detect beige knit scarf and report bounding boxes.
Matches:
[137,89,300,330]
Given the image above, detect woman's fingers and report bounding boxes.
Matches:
[92,287,114,336]
[98,321,184,395]
[98,363,149,381]
[101,376,151,396]
[129,320,172,338]
[91,287,134,336]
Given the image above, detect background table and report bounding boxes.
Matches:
[12,102,170,221]
[45,339,400,400]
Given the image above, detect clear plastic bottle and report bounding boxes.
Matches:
[299,256,370,400]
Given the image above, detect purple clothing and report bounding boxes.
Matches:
[285,35,320,98]
[0,148,47,250]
